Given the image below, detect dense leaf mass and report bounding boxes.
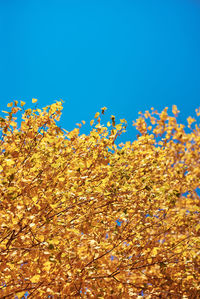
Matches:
[0,101,199,298]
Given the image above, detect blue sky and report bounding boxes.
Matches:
[0,0,200,142]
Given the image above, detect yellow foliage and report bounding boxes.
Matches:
[7,102,13,107]
[0,101,199,298]
[30,275,40,283]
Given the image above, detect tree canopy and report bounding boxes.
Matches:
[0,100,199,298]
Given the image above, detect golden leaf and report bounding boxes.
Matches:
[151,247,158,257]
[7,102,13,107]
[94,112,100,118]
[30,274,40,283]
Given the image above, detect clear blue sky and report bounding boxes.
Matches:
[0,0,200,142]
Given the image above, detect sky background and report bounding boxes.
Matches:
[0,0,200,142]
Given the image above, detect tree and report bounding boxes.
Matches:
[0,100,199,298]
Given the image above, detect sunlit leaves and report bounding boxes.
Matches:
[30,275,40,283]
[101,106,107,114]
[7,102,13,108]
[94,112,100,118]
[0,101,199,298]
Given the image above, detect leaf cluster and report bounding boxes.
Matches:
[0,101,199,298]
